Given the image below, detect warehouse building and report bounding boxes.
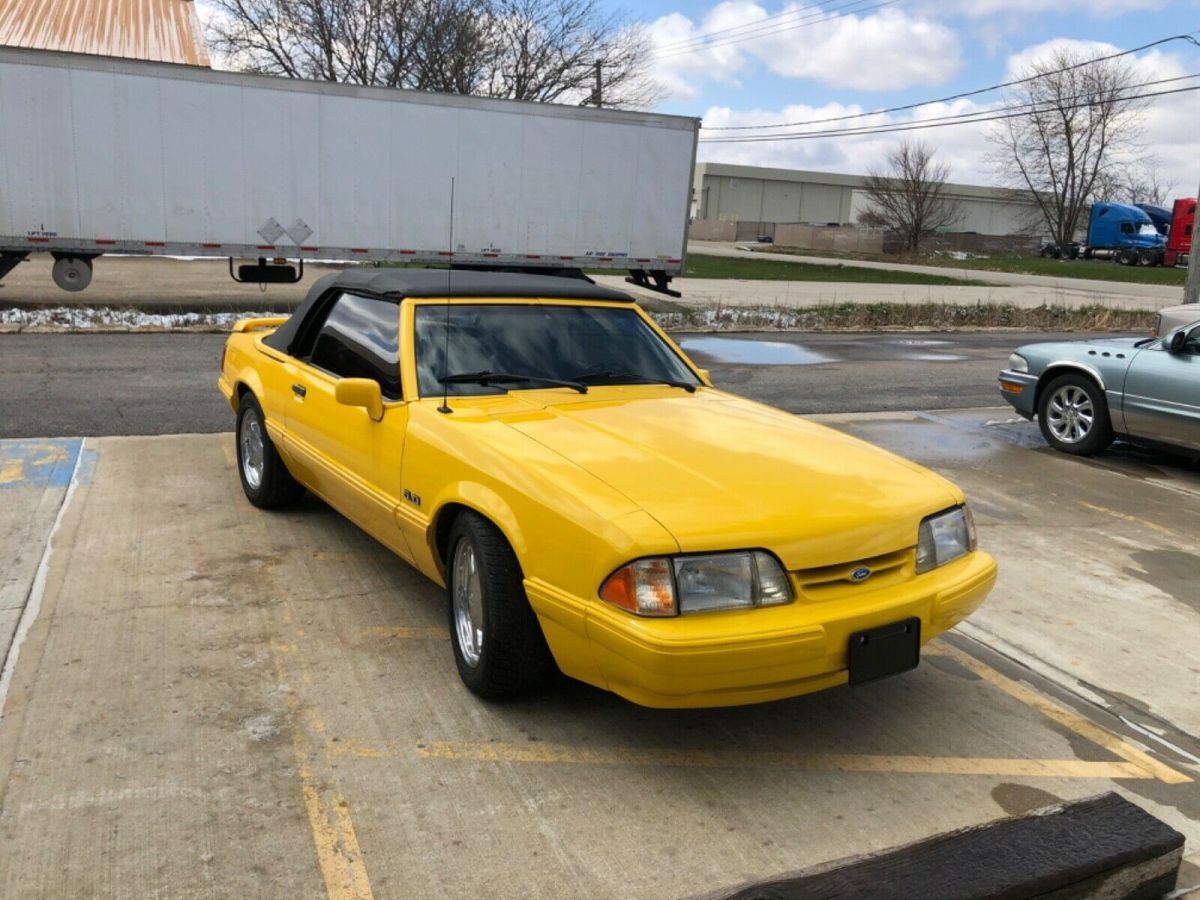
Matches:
[692,162,1038,238]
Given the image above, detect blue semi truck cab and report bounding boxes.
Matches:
[1085,202,1167,265]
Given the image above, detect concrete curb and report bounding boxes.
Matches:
[692,793,1185,900]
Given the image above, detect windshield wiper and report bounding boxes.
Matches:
[571,370,697,393]
[438,370,588,393]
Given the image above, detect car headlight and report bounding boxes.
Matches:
[599,551,792,616]
[915,506,977,575]
[1007,353,1028,373]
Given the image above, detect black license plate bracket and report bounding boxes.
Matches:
[848,617,921,686]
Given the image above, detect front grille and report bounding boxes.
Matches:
[793,548,913,600]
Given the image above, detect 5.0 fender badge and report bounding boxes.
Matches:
[403,489,421,507]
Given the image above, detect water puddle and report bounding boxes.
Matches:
[678,337,835,365]
[902,353,968,362]
[890,338,952,346]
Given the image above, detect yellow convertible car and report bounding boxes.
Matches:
[218,269,996,707]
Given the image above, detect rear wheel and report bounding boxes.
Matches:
[1037,374,1113,455]
[446,511,554,699]
[236,393,304,508]
[1137,249,1158,267]
[1117,249,1136,266]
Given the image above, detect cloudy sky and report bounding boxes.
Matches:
[641,0,1199,191]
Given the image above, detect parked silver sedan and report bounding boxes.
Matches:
[998,317,1200,456]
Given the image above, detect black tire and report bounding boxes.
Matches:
[1137,249,1156,267]
[1037,373,1114,455]
[236,393,304,508]
[1117,249,1136,266]
[446,511,554,699]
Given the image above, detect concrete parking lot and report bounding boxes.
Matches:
[2,366,1197,896]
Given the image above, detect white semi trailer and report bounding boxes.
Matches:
[0,46,698,294]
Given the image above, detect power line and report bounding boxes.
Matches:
[650,0,891,57]
[649,0,900,61]
[699,80,1200,143]
[700,32,1200,131]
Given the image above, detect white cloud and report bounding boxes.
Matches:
[647,3,764,101]
[749,8,963,90]
[648,3,963,100]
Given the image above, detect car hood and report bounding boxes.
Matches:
[500,389,962,568]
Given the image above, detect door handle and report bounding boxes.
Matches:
[292,383,307,398]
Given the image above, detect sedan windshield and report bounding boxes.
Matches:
[414,304,700,397]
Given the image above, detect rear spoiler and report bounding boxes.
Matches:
[232,316,288,333]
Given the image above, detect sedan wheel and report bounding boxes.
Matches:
[1037,373,1113,455]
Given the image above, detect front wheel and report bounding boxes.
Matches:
[447,512,554,699]
[236,393,304,508]
[1137,249,1158,267]
[1037,374,1113,455]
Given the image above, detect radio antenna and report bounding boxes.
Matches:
[437,177,455,415]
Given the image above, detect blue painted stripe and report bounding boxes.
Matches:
[0,438,83,488]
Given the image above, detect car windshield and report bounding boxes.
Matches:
[413,304,699,397]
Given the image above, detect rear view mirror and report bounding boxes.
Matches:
[335,378,384,421]
[1164,329,1188,354]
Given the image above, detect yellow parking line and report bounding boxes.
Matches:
[1076,500,1181,538]
[271,640,376,900]
[413,740,1149,779]
[932,643,1193,785]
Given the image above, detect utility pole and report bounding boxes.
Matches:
[594,60,603,108]
[1185,180,1200,304]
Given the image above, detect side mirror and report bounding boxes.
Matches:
[335,378,384,421]
[1164,329,1188,354]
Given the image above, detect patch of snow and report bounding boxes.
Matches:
[0,307,278,331]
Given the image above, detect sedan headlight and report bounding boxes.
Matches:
[600,551,792,616]
[915,506,977,575]
[1007,353,1029,373]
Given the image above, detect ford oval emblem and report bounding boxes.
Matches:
[851,567,872,583]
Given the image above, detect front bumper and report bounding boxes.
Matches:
[574,550,997,708]
[998,369,1038,418]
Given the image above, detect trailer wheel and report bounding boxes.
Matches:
[1137,249,1159,267]
[51,256,94,292]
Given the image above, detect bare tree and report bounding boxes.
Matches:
[206,0,654,107]
[988,47,1148,247]
[859,140,961,253]
[1092,160,1174,207]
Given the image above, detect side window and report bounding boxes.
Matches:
[306,293,402,399]
[1185,326,1200,356]
[1120,222,1133,235]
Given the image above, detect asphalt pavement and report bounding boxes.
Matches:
[0,330,1114,438]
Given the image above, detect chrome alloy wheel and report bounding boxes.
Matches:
[239,412,265,490]
[1046,384,1094,444]
[452,539,484,668]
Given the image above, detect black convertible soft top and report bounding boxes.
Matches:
[265,268,635,354]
